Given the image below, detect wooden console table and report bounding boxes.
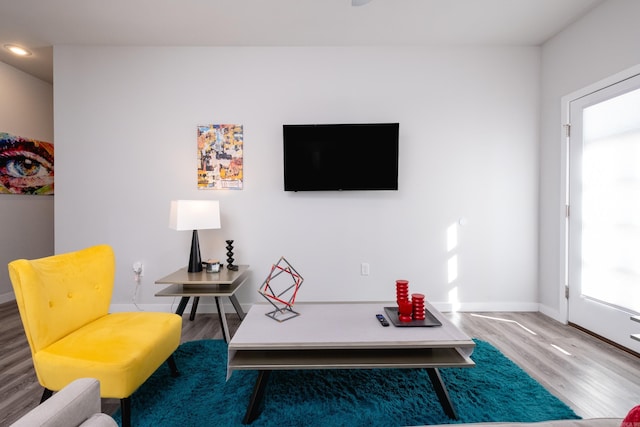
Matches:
[155,265,249,342]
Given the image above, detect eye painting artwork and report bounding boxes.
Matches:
[0,132,54,195]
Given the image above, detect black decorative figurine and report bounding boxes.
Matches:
[226,240,238,271]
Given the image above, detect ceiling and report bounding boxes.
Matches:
[0,0,605,84]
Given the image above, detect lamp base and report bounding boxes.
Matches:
[188,230,202,273]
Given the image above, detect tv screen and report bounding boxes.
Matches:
[283,123,399,191]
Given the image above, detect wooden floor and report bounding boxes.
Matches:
[1,301,639,425]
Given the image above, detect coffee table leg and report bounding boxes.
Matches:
[426,368,458,419]
[243,370,271,424]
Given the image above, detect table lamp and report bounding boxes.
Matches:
[170,200,221,273]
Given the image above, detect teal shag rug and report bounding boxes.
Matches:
[113,339,579,427]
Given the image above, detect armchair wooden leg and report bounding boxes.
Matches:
[40,388,53,403]
[168,354,180,377]
[121,397,131,427]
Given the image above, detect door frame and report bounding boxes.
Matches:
[559,64,640,323]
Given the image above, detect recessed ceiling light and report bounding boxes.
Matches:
[4,44,32,57]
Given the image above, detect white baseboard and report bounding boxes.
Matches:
[4,294,543,317]
[109,300,541,315]
[538,303,566,324]
[448,301,540,312]
[109,302,247,314]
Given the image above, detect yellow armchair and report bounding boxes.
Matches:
[8,244,182,427]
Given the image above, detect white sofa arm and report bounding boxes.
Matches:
[10,378,117,427]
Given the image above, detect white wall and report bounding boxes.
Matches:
[54,45,540,312]
[0,61,54,303]
[538,0,640,321]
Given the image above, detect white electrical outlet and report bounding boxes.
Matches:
[132,262,143,276]
[361,262,370,276]
[132,262,144,284]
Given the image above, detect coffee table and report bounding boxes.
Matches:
[227,302,475,424]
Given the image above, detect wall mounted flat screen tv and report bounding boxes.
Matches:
[283,123,399,191]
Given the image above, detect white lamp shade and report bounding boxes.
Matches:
[169,200,221,231]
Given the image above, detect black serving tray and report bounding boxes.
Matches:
[383,306,442,327]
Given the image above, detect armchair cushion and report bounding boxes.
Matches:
[35,312,181,397]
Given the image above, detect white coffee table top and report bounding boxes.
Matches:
[229,302,475,353]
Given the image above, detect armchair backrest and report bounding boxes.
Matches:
[8,244,115,354]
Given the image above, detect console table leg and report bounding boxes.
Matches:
[215,297,231,343]
[229,294,246,320]
[426,368,458,419]
[175,297,190,316]
[189,297,200,321]
[243,370,271,424]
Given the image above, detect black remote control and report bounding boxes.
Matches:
[376,314,390,327]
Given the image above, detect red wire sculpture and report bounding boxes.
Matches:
[258,256,304,322]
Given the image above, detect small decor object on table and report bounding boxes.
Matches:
[412,293,426,320]
[398,300,413,322]
[396,279,412,321]
[396,279,409,306]
[226,240,238,271]
[203,259,222,273]
[258,256,304,322]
